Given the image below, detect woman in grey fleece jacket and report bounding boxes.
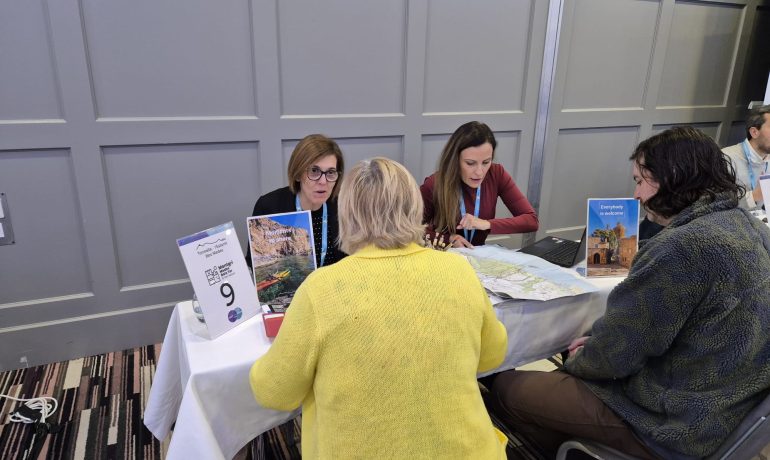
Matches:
[489,126,770,458]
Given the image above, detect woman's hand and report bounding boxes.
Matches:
[450,234,474,248]
[457,213,491,231]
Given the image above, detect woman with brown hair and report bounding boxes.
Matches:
[248,134,346,267]
[420,121,538,248]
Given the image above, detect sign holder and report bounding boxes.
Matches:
[177,222,260,339]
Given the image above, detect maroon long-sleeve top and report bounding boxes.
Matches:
[420,163,539,245]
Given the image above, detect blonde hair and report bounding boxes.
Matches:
[337,157,424,254]
[287,134,345,198]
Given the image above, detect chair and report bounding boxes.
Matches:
[555,439,639,460]
[556,390,770,460]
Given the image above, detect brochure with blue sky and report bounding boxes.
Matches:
[247,210,316,311]
[586,198,639,277]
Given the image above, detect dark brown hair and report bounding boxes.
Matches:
[432,121,497,234]
[630,126,743,218]
[287,134,345,198]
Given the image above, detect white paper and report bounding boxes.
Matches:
[759,175,770,206]
[0,200,4,218]
[0,223,4,238]
[177,222,260,339]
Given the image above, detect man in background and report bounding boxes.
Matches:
[723,105,770,209]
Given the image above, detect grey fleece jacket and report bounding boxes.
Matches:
[565,192,770,457]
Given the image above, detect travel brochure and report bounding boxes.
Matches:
[247,210,317,312]
[586,198,640,277]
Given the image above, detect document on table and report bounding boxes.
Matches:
[453,246,599,302]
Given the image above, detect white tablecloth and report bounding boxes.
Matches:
[484,276,619,376]
[144,276,620,459]
[144,305,299,460]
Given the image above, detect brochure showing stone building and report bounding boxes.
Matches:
[247,211,316,311]
[586,198,639,277]
[453,246,598,302]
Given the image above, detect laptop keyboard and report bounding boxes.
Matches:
[542,240,580,267]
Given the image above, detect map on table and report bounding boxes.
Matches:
[452,246,599,302]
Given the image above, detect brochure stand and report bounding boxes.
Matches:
[177,222,260,339]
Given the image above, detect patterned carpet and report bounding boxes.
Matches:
[0,344,543,460]
[0,344,303,460]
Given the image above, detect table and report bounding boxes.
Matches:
[484,275,619,376]
[143,305,299,460]
[144,276,621,459]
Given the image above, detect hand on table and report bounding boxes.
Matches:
[450,234,474,249]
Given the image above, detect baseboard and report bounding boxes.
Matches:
[0,303,176,372]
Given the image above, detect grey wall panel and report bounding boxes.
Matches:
[737,6,770,104]
[492,131,524,207]
[0,0,62,120]
[651,122,720,139]
[656,1,743,107]
[0,304,173,372]
[561,0,660,110]
[277,1,406,115]
[726,121,747,146]
[419,134,449,182]
[423,0,533,113]
[0,0,552,368]
[492,132,524,248]
[336,137,404,166]
[281,136,404,177]
[103,142,260,288]
[543,127,640,231]
[0,150,90,304]
[536,0,764,241]
[80,0,256,118]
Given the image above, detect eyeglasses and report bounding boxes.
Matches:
[307,166,339,182]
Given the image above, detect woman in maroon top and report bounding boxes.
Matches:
[421,121,539,248]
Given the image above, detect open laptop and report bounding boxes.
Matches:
[517,228,587,268]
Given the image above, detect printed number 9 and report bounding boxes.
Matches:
[220,283,235,306]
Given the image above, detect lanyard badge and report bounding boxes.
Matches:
[741,140,768,188]
[458,186,481,243]
[296,196,328,267]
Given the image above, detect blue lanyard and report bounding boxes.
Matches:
[296,196,327,267]
[458,186,481,243]
[742,140,768,188]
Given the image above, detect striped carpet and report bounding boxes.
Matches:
[0,344,544,460]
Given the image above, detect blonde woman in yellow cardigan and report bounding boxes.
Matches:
[249,157,508,459]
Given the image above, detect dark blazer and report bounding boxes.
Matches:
[246,186,345,268]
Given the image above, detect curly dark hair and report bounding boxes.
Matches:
[629,126,744,218]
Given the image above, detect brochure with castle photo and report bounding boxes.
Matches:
[586,198,640,277]
[247,211,317,311]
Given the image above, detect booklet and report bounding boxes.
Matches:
[586,198,640,277]
[247,210,317,311]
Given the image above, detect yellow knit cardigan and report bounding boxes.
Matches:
[250,243,508,459]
